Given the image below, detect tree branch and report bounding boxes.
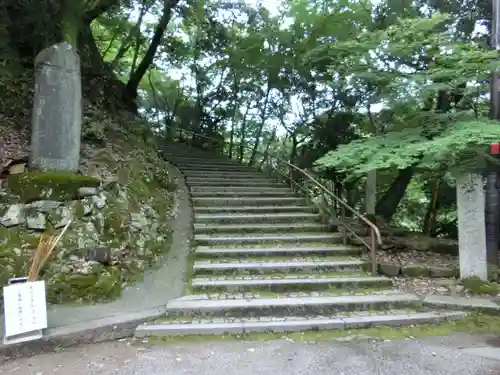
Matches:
[84,0,121,23]
[125,0,180,98]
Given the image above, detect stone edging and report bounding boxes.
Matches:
[421,295,500,313]
[377,263,458,278]
[0,154,193,362]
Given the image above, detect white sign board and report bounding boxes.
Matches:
[3,280,48,345]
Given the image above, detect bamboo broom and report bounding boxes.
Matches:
[27,219,72,282]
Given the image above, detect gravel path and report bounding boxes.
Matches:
[1,335,500,375]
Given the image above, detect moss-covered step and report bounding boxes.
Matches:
[194,212,319,224]
[186,179,285,188]
[194,205,317,214]
[194,222,327,235]
[5,171,100,202]
[190,189,292,198]
[182,170,266,178]
[195,233,343,246]
[134,310,465,338]
[190,274,392,293]
[186,178,281,187]
[191,196,306,207]
[190,186,291,193]
[194,245,362,258]
[174,164,259,171]
[165,156,238,164]
[192,259,370,276]
[162,293,422,318]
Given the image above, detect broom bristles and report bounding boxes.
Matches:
[27,220,72,282]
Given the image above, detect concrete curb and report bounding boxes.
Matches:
[422,295,500,313]
[0,153,193,362]
[0,307,167,361]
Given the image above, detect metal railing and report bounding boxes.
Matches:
[169,127,382,275]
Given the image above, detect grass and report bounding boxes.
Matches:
[141,312,500,345]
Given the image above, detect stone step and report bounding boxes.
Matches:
[194,205,317,214]
[186,175,274,182]
[195,245,361,258]
[191,275,390,293]
[194,212,319,224]
[165,155,232,162]
[190,186,291,193]
[194,222,327,234]
[190,190,292,198]
[192,259,369,276]
[176,165,252,171]
[192,197,306,207]
[187,179,284,187]
[134,310,465,337]
[195,233,343,246]
[182,171,266,178]
[173,164,253,171]
[170,161,241,169]
[163,293,422,318]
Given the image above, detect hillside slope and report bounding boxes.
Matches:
[0,104,177,305]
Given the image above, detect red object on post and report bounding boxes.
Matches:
[491,143,500,154]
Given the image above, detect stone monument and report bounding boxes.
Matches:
[456,173,488,280]
[29,42,82,172]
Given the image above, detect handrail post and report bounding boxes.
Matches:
[371,228,378,275]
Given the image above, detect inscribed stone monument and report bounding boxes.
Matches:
[456,173,488,280]
[29,42,82,172]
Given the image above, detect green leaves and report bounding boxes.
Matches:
[315,119,500,177]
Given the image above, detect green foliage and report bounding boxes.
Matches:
[315,119,500,176]
[5,0,499,235]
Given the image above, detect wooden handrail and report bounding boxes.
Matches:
[170,127,382,274]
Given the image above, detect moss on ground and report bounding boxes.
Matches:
[143,313,500,345]
[6,171,100,203]
[462,276,500,295]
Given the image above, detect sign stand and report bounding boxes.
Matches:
[3,277,48,345]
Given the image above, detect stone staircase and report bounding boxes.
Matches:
[134,143,464,338]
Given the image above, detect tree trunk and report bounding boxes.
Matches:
[423,179,440,236]
[129,1,151,76]
[375,166,415,222]
[238,107,250,163]
[228,76,240,159]
[365,170,376,216]
[258,128,276,170]
[78,23,133,111]
[124,0,180,110]
[229,121,235,159]
[61,1,84,48]
[248,86,271,167]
